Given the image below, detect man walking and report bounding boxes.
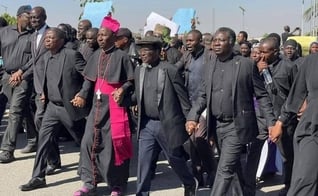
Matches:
[186,27,275,196]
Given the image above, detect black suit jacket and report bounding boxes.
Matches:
[42,47,89,121]
[187,54,276,144]
[133,61,191,149]
[21,25,50,84]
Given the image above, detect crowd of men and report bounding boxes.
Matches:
[0,4,318,196]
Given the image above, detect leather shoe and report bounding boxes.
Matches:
[46,163,62,175]
[20,144,37,153]
[20,177,46,191]
[0,150,15,163]
[184,177,198,196]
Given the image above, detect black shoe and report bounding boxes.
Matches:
[0,150,15,163]
[46,163,62,175]
[184,178,198,196]
[205,173,215,188]
[194,173,204,188]
[20,178,47,191]
[20,144,37,153]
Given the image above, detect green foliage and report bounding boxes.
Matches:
[1,13,17,25]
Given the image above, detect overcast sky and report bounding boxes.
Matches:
[0,0,311,38]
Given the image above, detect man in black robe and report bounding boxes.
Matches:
[74,16,134,196]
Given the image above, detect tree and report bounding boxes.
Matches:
[79,0,115,19]
[0,13,17,25]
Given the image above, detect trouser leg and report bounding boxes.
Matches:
[136,120,159,196]
[32,103,60,178]
[1,74,31,152]
[24,93,37,147]
[287,136,318,196]
[210,122,244,196]
[243,138,265,196]
[276,124,295,187]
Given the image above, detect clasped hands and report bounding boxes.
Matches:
[268,121,283,143]
[70,93,86,108]
[111,87,124,104]
[185,121,199,136]
[9,69,23,87]
[186,120,284,142]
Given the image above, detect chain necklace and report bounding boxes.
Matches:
[96,49,112,100]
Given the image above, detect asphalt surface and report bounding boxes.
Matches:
[0,111,284,196]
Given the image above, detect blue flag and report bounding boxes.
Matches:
[172,8,196,34]
[82,1,113,28]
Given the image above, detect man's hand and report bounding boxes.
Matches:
[297,99,307,120]
[70,93,86,108]
[257,56,268,73]
[269,120,283,143]
[40,94,46,103]
[9,69,23,87]
[112,87,124,104]
[185,120,198,135]
[131,105,138,116]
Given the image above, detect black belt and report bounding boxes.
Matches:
[51,101,64,106]
[217,115,233,122]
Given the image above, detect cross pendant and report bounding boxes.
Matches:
[96,89,101,100]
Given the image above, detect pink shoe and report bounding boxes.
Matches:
[73,187,97,196]
[110,186,123,196]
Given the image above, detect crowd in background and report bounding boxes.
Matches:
[0,4,318,196]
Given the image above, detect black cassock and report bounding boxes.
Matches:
[279,53,318,196]
[78,47,134,189]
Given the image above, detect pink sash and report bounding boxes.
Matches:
[95,78,132,166]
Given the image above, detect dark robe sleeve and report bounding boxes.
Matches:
[252,61,276,127]
[82,49,100,82]
[279,58,308,125]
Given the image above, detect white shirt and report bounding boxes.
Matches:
[35,24,48,49]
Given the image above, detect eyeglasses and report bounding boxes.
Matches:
[30,16,41,19]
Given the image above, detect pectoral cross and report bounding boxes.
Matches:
[96,89,101,100]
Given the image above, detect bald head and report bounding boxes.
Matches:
[30,6,47,30]
[284,25,290,32]
[86,28,99,49]
[77,19,92,41]
[261,37,280,50]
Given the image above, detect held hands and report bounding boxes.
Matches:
[269,121,283,143]
[185,121,198,136]
[70,93,86,108]
[9,69,23,87]
[111,87,124,104]
[40,94,46,103]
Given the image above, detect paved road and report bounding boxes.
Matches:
[0,112,284,196]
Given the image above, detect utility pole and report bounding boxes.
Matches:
[212,7,215,33]
[0,4,8,13]
[302,0,304,35]
[239,6,246,30]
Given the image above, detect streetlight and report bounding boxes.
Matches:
[0,4,8,13]
[301,0,304,35]
[239,6,245,30]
